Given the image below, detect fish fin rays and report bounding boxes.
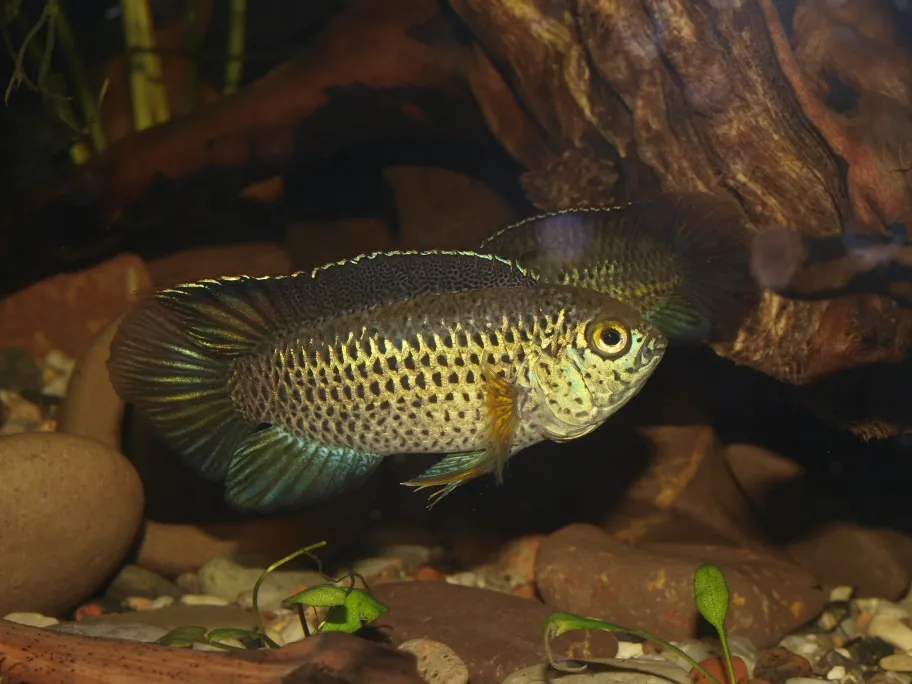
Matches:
[401,369,519,509]
[644,294,711,342]
[108,298,254,480]
[400,450,490,509]
[225,426,383,513]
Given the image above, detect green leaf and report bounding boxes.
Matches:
[693,564,730,631]
[287,584,349,608]
[542,612,723,684]
[693,564,737,684]
[288,585,388,634]
[155,625,209,648]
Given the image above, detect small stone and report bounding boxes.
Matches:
[0,390,43,433]
[617,642,645,659]
[148,596,175,610]
[104,564,183,602]
[122,597,153,611]
[826,665,846,681]
[2,611,59,627]
[831,587,854,602]
[881,655,912,672]
[415,566,446,582]
[174,572,201,595]
[179,594,230,607]
[785,679,830,684]
[691,655,749,684]
[780,635,835,668]
[868,615,912,651]
[0,347,42,392]
[846,636,894,666]
[47,620,168,643]
[398,638,469,684]
[197,555,325,607]
[755,647,814,683]
[352,556,406,584]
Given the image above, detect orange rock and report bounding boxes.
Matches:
[510,583,537,599]
[147,242,294,288]
[413,566,446,582]
[690,655,749,684]
[74,604,105,621]
[0,254,151,360]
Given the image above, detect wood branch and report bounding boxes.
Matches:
[447,0,912,407]
[0,0,493,297]
[0,620,424,684]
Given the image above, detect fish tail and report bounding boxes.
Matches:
[107,286,266,481]
[664,193,759,338]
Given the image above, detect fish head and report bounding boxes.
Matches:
[533,294,667,441]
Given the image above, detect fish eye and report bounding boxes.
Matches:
[589,320,631,358]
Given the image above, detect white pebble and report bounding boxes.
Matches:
[830,587,854,602]
[2,612,59,628]
[826,665,846,681]
[881,654,912,672]
[148,596,175,610]
[868,615,912,651]
[785,679,830,684]
[780,634,834,667]
[179,594,229,606]
[616,641,645,659]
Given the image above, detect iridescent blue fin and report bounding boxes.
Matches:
[225,426,383,512]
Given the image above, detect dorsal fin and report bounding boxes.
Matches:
[153,250,540,355]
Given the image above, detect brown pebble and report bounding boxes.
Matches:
[414,566,446,582]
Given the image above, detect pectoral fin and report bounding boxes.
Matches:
[401,368,520,508]
[401,450,489,509]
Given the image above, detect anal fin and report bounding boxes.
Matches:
[225,426,383,513]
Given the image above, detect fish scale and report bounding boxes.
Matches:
[229,287,586,457]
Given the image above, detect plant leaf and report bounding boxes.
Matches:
[287,583,349,608]
[693,564,737,684]
[155,625,209,648]
[542,612,723,684]
[693,564,729,632]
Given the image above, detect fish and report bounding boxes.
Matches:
[749,223,912,307]
[479,192,758,341]
[108,250,667,513]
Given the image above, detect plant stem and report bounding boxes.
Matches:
[223,0,245,95]
[53,0,107,153]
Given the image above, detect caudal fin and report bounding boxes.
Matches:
[107,295,257,480]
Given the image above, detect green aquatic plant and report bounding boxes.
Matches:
[156,540,387,651]
[542,562,738,684]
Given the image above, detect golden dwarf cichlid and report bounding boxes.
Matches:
[108,251,667,512]
[480,192,758,341]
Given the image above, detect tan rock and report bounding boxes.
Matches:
[0,432,144,616]
[56,314,126,449]
[0,254,152,361]
[147,242,294,288]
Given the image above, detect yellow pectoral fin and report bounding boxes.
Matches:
[483,367,519,483]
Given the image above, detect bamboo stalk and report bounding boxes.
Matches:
[223,0,246,95]
[122,0,170,131]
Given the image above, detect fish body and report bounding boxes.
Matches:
[109,250,666,512]
[480,192,757,341]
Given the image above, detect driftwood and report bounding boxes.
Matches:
[0,620,424,684]
[7,0,912,436]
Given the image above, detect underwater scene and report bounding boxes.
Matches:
[3,0,912,682]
